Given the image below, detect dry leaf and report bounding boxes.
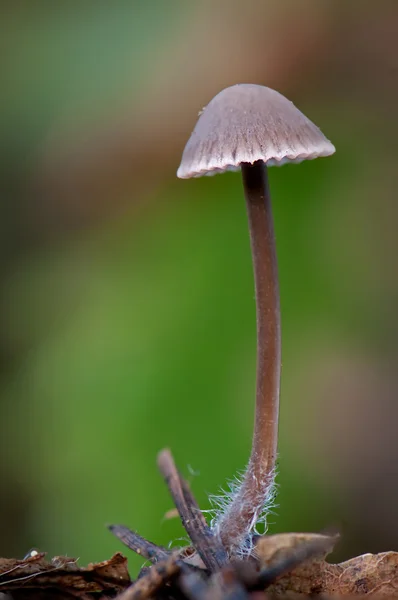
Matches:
[255,532,338,567]
[254,533,398,598]
[0,551,130,599]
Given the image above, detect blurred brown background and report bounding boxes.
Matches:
[1,0,398,575]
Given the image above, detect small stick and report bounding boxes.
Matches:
[179,473,208,530]
[157,449,228,572]
[108,525,170,563]
[240,536,333,591]
[115,553,182,600]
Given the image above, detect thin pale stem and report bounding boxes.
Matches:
[216,161,281,553]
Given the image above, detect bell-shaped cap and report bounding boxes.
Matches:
[177,84,335,179]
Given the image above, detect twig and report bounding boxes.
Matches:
[115,553,182,600]
[179,474,208,529]
[157,449,228,572]
[108,525,170,563]
[241,535,334,590]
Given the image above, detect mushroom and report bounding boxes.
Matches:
[177,84,335,555]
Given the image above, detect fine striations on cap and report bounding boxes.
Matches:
[177,84,335,179]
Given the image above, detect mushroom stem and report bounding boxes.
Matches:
[216,160,281,553]
[243,161,281,476]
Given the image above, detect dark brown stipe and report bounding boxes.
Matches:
[157,449,228,572]
[216,161,280,552]
[108,525,170,563]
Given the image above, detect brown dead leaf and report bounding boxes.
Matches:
[255,532,338,567]
[254,533,398,598]
[0,551,130,598]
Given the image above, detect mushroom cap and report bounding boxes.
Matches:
[177,84,335,179]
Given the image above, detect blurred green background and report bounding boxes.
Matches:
[1,0,398,575]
